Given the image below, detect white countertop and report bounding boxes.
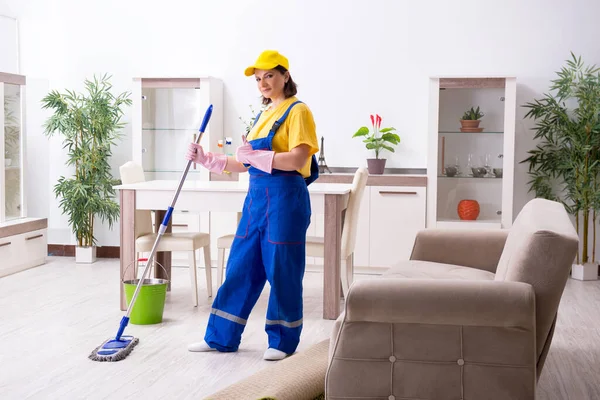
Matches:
[114,180,352,195]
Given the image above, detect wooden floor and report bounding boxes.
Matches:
[0,257,598,399]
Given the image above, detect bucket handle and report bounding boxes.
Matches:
[122,257,170,283]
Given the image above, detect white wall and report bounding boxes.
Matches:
[0,13,18,73]
[2,0,600,246]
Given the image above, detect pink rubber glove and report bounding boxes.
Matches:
[185,143,227,174]
[235,136,275,174]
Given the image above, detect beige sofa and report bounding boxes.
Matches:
[325,198,578,400]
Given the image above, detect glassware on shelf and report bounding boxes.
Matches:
[466,153,474,176]
[481,153,492,177]
[444,165,458,177]
[442,156,461,177]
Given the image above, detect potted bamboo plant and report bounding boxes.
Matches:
[42,74,132,263]
[353,114,400,174]
[521,52,600,280]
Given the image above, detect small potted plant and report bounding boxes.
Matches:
[460,106,484,132]
[353,114,400,174]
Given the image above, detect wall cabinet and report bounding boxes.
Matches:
[427,77,516,230]
[131,77,224,183]
[131,77,224,267]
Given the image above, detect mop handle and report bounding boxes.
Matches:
[116,105,213,340]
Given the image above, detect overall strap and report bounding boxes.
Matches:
[267,100,303,138]
[249,100,319,185]
[252,111,262,128]
[250,100,303,135]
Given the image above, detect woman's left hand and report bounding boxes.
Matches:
[235,135,275,174]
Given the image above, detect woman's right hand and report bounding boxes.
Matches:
[186,143,205,163]
[185,142,228,174]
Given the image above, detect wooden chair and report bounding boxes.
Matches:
[119,161,212,306]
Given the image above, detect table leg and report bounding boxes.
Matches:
[154,209,172,291]
[120,189,136,311]
[323,194,343,319]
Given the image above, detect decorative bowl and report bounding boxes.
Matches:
[444,166,458,177]
[471,167,487,178]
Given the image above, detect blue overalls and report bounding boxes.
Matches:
[204,101,319,354]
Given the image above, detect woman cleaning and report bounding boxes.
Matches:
[185,50,320,361]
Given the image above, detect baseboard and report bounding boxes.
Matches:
[48,245,120,258]
[45,246,391,273]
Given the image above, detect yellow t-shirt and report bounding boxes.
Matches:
[246,96,319,178]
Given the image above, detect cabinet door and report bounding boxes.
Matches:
[0,237,15,277]
[369,186,426,268]
[2,81,24,222]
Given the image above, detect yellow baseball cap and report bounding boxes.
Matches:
[244,50,289,76]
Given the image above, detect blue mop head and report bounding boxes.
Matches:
[88,335,139,362]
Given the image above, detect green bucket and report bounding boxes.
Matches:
[123,259,169,325]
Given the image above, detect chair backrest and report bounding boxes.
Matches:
[494,198,578,373]
[340,167,369,259]
[119,161,153,239]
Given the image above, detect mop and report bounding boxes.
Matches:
[89,104,214,362]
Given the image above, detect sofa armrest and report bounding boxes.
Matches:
[345,278,534,328]
[326,279,537,400]
[410,229,509,273]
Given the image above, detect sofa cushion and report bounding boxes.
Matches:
[384,260,495,281]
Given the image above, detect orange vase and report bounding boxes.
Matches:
[457,199,480,220]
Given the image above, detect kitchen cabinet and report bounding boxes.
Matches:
[160,172,427,271]
[306,174,427,271]
[0,218,48,278]
[368,186,426,267]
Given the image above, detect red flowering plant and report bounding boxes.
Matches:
[352,114,400,159]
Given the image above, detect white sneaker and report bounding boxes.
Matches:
[188,340,216,352]
[263,348,288,361]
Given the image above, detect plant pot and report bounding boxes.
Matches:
[5,158,11,167]
[571,263,598,281]
[460,120,481,129]
[76,246,97,264]
[457,199,480,220]
[367,158,386,175]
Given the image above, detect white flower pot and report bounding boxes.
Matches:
[76,246,97,264]
[571,263,598,281]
